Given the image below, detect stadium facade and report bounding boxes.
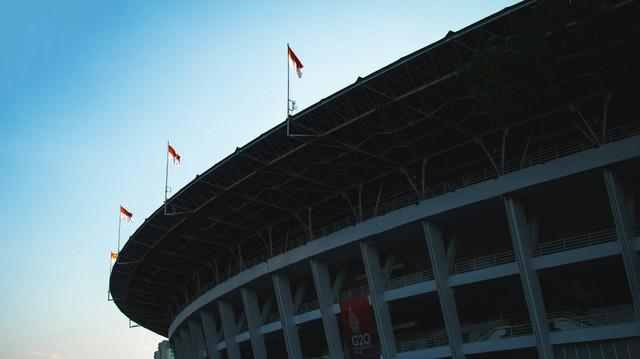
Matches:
[109,0,640,358]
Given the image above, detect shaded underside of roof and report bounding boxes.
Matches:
[109,0,640,336]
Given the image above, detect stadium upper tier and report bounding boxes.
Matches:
[109,0,640,339]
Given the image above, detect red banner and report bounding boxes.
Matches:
[339,295,380,359]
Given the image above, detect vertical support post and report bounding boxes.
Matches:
[603,169,640,318]
[180,327,196,359]
[287,45,290,116]
[311,259,344,359]
[165,140,170,215]
[358,184,363,221]
[273,273,304,359]
[171,335,186,359]
[218,300,241,359]
[200,310,222,359]
[188,318,207,359]
[241,288,269,359]
[308,207,313,241]
[423,221,465,359]
[504,196,554,359]
[360,242,397,358]
[117,207,122,253]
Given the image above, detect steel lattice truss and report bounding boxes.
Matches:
[109,0,640,336]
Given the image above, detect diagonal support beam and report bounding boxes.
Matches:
[603,168,640,319]
[311,259,344,359]
[504,196,554,359]
[423,221,465,359]
[360,242,397,358]
[273,273,303,359]
[200,310,221,359]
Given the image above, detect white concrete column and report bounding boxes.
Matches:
[360,241,397,358]
[273,273,303,359]
[200,310,221,359]
[218,300,241,359]
[310,259,344,359]
[604,168,640,319]
[180,327,196,359]
[423,221,466,359]
[504,196,554,359]
[241,288,269,359]
[188,318,207,359]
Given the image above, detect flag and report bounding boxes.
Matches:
[120,206,133,223]
[288,45,303,78]
[168,145,180,168]
[111,252,118,262]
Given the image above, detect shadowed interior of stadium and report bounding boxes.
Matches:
[109,0,640,358]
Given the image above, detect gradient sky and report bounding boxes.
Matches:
[0,1,517,358]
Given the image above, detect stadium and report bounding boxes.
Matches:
[109,0,640,358]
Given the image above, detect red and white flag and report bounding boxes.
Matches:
[168,145,180,168]
[288,45,303,78]
[120,206,133,223]
[111,252,118,263]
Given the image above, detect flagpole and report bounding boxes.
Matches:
[117,207,122,253]
[287,43,290,136]
[165,141,170,215]
[108,254,113,301]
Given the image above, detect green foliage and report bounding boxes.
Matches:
[456,0,598,122]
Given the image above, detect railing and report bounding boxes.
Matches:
[396,335,449,353]
[547,307,636,328]
[395,307,636,354]
[178,122,640,320]
[462,319,509,343]
[263,312,280,325]
[304,351,348,359]
[335,285,369,302]
[295,299,319,315]
[533,228,618,257]
[386,269,434,290]
[450,250,516,275]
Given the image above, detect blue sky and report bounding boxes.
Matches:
[0,1,517,358]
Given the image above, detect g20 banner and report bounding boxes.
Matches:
[339,295,380,359]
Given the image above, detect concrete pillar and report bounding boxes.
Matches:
[604,168,640,318]
[171,335,186,359]
[180,327,196,359]
[188,318,207,359]
[273,273,303,359]
[423,221,466,359]
[241,288,269,359]
[200,310,221,359]
[360,242,397,358]
[310,259,344,359]
[218,300,241,359]
[504,196,554,359]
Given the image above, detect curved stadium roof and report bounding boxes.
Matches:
[110,0,640,336]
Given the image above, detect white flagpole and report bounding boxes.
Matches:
[165,141,170,215]
[117,207,122,253]
[108,254,113,301]
[287,43,291,136]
